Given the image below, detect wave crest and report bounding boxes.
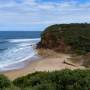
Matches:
[0,38,40,71]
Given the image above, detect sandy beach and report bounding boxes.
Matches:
[2,49,85,80]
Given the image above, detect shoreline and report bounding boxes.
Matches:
[0,54,41,73]
[2,49,85,80]
[2,56,44,80]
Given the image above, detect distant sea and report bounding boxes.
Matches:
[0,31,41,72]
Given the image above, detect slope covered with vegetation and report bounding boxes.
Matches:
[37,23,90,54]
[1,69,90,90]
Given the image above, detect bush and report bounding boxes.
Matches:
[0,75,11,89]
[33,83,57,90]
[13,69,90,90]
[1,69,90,90]
[4,85,21,90]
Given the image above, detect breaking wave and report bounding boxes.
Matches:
[0,38,40,71]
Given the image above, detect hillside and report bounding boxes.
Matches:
[37,23,90,55]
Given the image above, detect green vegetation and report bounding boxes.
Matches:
[37,23,90,54]
[1,69,90,90]
[0,75,11,89]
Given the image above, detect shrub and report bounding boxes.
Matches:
[0,75,11,89]
[13,69,90,90]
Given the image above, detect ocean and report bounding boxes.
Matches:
[0,31,41,72]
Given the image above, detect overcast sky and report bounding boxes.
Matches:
[0,0,90,31]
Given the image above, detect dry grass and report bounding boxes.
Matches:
[82,53,90,68]
[69,56,83,65]
[69,53,90,67]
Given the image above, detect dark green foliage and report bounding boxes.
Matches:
[13,69,90,90]
[0,75,11,89]
[1,69,90,90]
[32,83,57,90]
[38,23,90,54]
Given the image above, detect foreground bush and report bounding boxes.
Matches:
[1,69,90,90]
[0,75,11,89]
[4,85,21,90]
[13,69,90,90]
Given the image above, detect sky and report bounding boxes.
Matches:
[0,0,90,31]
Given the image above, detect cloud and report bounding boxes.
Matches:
[0,0,90,31]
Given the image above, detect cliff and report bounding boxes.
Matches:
[37,23,90,54]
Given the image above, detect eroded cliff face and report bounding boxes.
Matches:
[37,25,70,53]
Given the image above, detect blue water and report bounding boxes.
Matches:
[0,31,41,72]
[0,31,41,39]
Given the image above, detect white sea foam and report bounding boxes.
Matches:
[9,38,40,43]
[0,38,40,71]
